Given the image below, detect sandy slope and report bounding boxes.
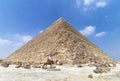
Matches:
[0,64,120,81]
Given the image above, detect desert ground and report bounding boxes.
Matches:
[0,62,120,81]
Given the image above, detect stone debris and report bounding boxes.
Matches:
[88,74,93,78]
[94,63,111,73]
[32,63,41,68]
[1,62,9,67]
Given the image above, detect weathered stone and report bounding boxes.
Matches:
[1,62,9,67]
[94,63,114,68]
[22,63,31,69]
[32,63,41,68]
[88,74,93,78]
[101,63,110,67]
[94,66,110,73]
[15,62,22,68]
[4,61,13,65]
[15,64,21,68]
[23,64,31,69]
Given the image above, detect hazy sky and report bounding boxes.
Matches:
[0,0,120,60]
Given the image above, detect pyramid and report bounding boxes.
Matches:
[6,18,114,64]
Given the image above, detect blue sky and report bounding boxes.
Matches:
[0,0,120,60]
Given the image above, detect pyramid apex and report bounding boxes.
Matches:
[56,17,65,22]
[59,17,63,19]
[51,17,67,26]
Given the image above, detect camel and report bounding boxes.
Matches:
[42,59,58,69]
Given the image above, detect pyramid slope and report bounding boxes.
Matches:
[6,18,114,64]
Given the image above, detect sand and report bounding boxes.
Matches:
[0,63,120,81]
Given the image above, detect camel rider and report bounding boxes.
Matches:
[47,54,54,64]
[48,54,53,61]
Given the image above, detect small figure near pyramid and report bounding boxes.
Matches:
[42,54,55,69]
[5,17,115,66]
[47,54,54,64]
